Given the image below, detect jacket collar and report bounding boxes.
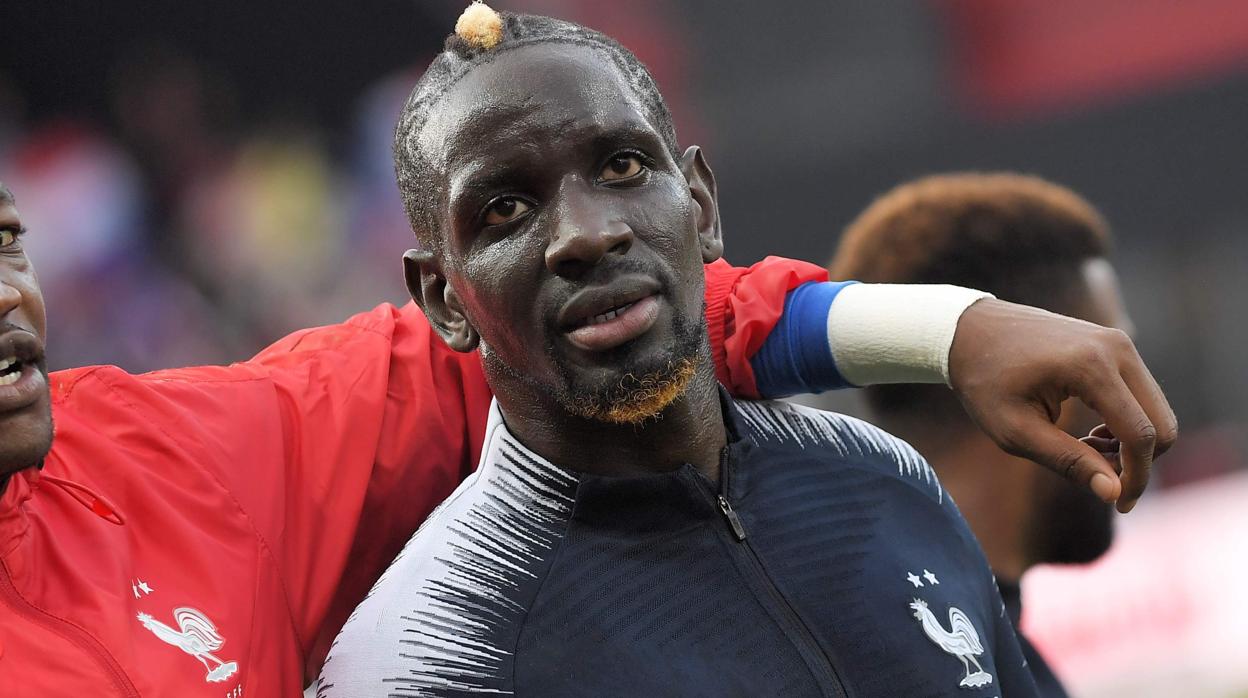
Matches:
[0,467,40,557]
[480,388,753,533]
[480,386,749,479]
[0,462,125,559]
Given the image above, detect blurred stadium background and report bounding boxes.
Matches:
[3,2,1246,695]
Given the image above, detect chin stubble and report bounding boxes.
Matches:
[484,306,708,427]
[566,356,698,425]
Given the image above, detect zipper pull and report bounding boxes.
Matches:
[717,495,747,541]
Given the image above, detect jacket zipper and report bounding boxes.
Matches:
[711,454,850,698]
[0,562,140,697]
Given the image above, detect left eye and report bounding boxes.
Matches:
[483,197,533,226]
[0,230,16,248]
[600,154,644,182]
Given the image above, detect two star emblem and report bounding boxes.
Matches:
[906,570,939,588]
[131,579,155,598]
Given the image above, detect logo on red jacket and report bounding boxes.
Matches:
[137,606,240,683]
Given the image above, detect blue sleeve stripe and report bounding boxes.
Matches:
[750,281,858,397]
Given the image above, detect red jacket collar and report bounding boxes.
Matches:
[0,466,125,558]
[0,467,39,557]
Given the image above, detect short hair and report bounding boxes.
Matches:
[393,6,679,245]
[0,182,13,206]
[831,172,1113,427]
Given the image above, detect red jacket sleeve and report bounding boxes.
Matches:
[703,256,829,398]
[99,303,492,682]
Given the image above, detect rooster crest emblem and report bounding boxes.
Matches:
[909,598,994,689]
[137,607,239,683]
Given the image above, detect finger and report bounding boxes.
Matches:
[1077,373,1155,513]
[1080,435,1123,474]
[1080,435,1117,452]
[1116,342,1179,459]
[1000,410,1122,503]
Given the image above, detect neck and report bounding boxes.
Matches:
[493,359,728,482]
[889,422,1037,582]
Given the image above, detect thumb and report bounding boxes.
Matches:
[997,416,1122,505]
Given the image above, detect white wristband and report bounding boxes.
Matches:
[827,284,993,386]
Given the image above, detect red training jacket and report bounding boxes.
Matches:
[0,257,826,697]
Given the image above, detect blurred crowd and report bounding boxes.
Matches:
[0,58,423,372]
[0,0,693,377]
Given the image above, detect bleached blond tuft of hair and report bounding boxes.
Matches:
[455,1,504,50]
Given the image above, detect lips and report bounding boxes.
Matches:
[0,330,46,415]
[558,276,663,353]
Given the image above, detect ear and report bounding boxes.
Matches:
[403,248,480,353]
[680,145,723,263]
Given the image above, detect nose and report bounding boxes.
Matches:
[544,193,633,279]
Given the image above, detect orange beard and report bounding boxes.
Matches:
[570,358,698,425]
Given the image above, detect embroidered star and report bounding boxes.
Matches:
[906,572,924,588]
[923,569,939,585]
[138,580,154,595]
[131,582,141,599]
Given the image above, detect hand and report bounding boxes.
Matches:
[948,300,1177,513]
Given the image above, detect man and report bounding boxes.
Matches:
[0,19,1176,698]
[3,185,811,694]
[318,10,1044,696]
[832,172,1138,696]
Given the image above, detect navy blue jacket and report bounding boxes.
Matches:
[319,395,1038,697]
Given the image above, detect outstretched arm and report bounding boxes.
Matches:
[736,275,1176,513]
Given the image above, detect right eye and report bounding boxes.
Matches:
[483,197,533,226]
[600,154,644,182]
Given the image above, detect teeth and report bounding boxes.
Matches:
[0,356,22,385]
[589,302,633,326]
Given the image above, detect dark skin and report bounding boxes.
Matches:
[407,44,728,479]
[407,42,1179,502]
[948,298,1172,513]
[0,197,52,480]
[885,259,1131,580]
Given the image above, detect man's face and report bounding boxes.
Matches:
[410,44,720,423]
[0,199,52,477]
[1033,257,1134,565]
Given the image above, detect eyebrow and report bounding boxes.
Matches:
[449,149,543,208]
[455,119,665,187]
[446,117,669,219]
[586,122,667,155]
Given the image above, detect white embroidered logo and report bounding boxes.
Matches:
[137,607,239,683]
[131,579,154,598]
[909,598,994,689]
